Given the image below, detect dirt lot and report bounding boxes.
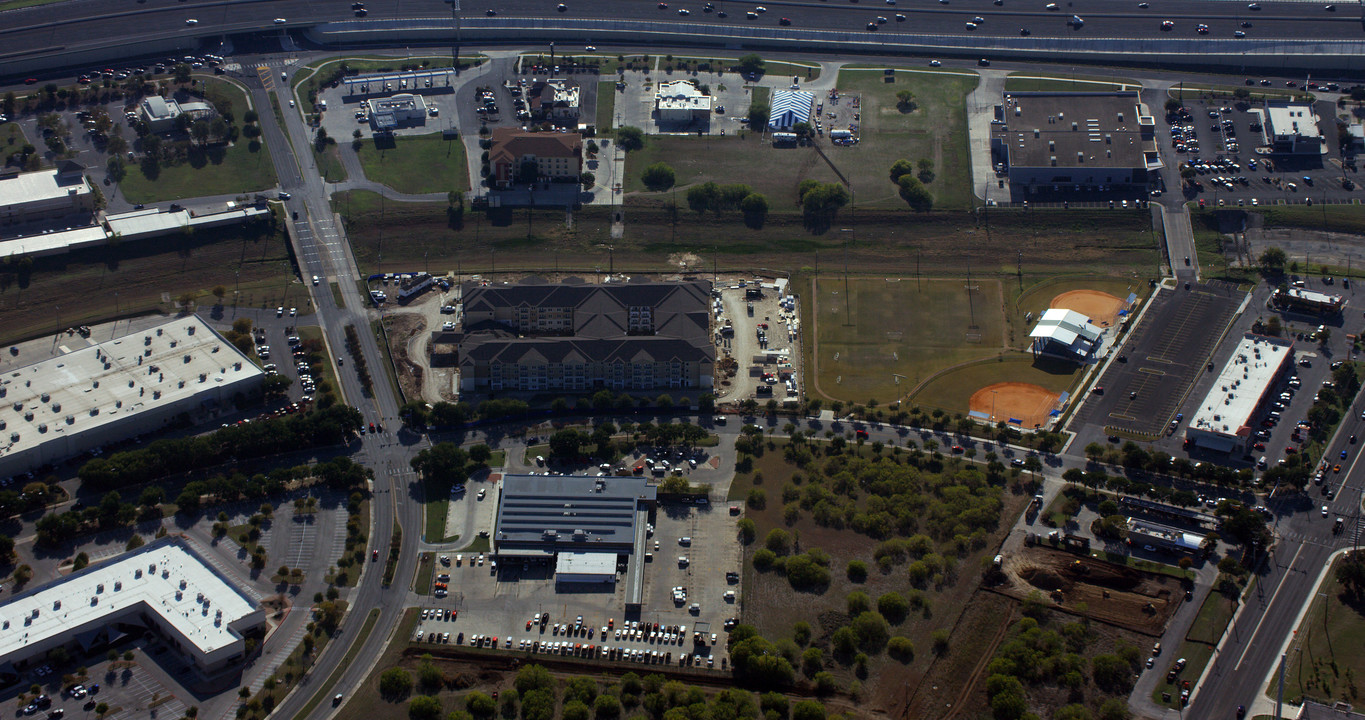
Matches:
[996,546,1179,636]
[383,312,427,402]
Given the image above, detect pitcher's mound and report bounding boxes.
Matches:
[1052,289,1126,327]
[970,382,1060,429]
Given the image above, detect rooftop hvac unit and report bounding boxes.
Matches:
[184,355,191,364]
[134,569,142,579]
[175,590,182,601]
[10,402,19,411]
[145,336,151,346]
[187,326,195,335]
[8,433,16,443]
[23,412,32,421]
[52,600,59,610]
[39,393,48,402]
[96,583,104,593]
[113,581,121,591]
[50,402,58,412]
[65,416,73,425]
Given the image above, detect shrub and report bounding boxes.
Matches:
[887,636,914,662]
[846,560,868,582]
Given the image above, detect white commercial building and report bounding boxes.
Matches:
[0,537,265,675]
[370,93,427,131]
[1185,333,1296,453]
[139,96,214,133]
[0,315,264,477]
[0,162,94,228]
[554,552,618,584]
[654,80,711,124]
[1028,308,1103,361]
[1260,103,1326,155]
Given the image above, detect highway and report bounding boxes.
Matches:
[1,0,1363,79]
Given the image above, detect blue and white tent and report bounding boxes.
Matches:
[768,90,814,130]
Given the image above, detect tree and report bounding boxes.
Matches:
[748,102,770,130]
[847,559,868,582]
[1259,246,1287,273]
[513,665,554,695]
[739,192,769,228]
[894,90,917,112]
[1091,654,1133,693]
[791,700,824,720]
[641,162,676,191]
[410,443,470,486]
[407,695,442,720]
[106,155,127,184]
[191,118,211,146]
[466,691,496,717]
[592,694,620,719]
[379,668,413,699]
[549,428,585,459]
[173,63,192,83]
[877,592,910,623]
[898,175,933,211]
[889,159,915,183]
[580,171,595,188]
[616,126,645,152]
[737,54,766,76]
[887,636,914,661]
[468,444,492,465]
[798,181,849,223]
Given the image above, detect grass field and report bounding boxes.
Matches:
[596,81,616,131]
[909,353,1081,416]
[1,123,29,167]
[0,210,296,346]
[1186,588,1237,646]
[120,81,277,203]
[335,186,1160,281]
[1152,638,1216,708]
[811,276,1005,404]
[1278,555,1365,705]
[355,132,467,195]
[622,68,977,211]
[1167,84,1310,102]
[314,143,348,183]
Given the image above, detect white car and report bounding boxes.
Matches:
[929,60,942,66]
[312,275,319,285]
[185,18,198,24]
[273,17,286,23]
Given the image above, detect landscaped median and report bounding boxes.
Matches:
[1275,550,1365,705]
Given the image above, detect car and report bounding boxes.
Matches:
[1011,458,1026,467]
[677,8,689,13]
[1336,464,1343,473]
[276,307,284,317]
[978,58,990,66]
[557,3,567,9]
[929,59,941,66]
[273,17,286,23]
[185,18,198,24]
[289,307,297,317]
[1324,505,1331,517]
[866,21,877,29]
[1342,449,1349,459]
[779,16,790,24]
[1092,386,1104,394]
[334,694,344,705]
[1196,23,1209,33]
[1161,20,1173,29]
[312,275,320,285]
[657,1,666,6]
[485,8,497,14]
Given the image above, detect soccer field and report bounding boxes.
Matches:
[811,277,1005,404]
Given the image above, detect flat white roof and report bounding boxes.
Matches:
[555,552,617,576]
[0,225,108,259]
[0,539,258,660]
[1283,287,1342,306]
[0,315,263,465]
[373,93,425,112]
[656,80,712,112]
[1267,104,1321,139]
[1188,333,1293,439]
[1030,308,1102,343]
[0,168,91,209]
[106,208,191,237]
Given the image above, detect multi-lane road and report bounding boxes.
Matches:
[2,0,1364,79]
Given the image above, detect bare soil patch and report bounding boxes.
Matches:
[968,382,1060,428]
[1051,289,1127,328]
[995,545,1178,635]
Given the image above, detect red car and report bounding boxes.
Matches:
[23,78,37,84]
[952,445,965,454]
[1253,442,1266,450]
[1285,446,1298,454]
[855,429,869,439]
[372,549,379,560]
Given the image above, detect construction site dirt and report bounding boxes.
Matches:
[992,545,1184,636]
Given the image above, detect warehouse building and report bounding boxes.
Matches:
[0,537,265,676]
[655,80,712,124]
[457,278,713,394]
[1028,308,1103,361]
[1185,333,1296,453]
[1258,102,1326,155]
[989,91,1162,199]
[0,315,264,478]
[0,162,94,228]
[492,474,657,586]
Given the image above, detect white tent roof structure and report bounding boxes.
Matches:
[1029,308,1102,357]
[768,90,814,130]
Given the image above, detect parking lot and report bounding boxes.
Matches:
[715,280,803,404]
[412,499,741,670]
[4,645,190,720]
[1076,282,1243,436]
[1167,96,1357,208]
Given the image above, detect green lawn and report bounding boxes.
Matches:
[1278,556,1365,704]
[314,143,347,183]
[908,354,1082,417]
[355,132,467,195]
[1168,84,1310,102]
[596,81,617,132]
[1186,588,1237,645]
[1003,75,1139,92]
[414,552,434,595]
[1,123,30,167]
